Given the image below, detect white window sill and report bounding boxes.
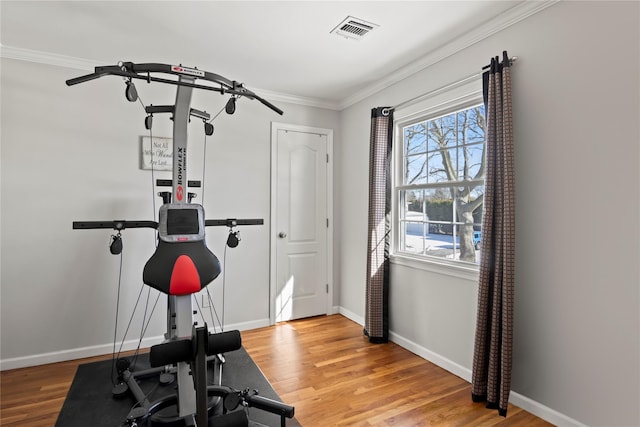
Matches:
[390,253,480,282]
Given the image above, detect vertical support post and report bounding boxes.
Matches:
[173,75,194,204]
[172,76,198,417]
[193,325,209,427]
[175,295,196,417]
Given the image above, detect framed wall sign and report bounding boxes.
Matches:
[140,136,172,170]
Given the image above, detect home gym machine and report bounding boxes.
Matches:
[67,62,294,427]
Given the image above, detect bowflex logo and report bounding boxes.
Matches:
[171,65,205,78]
[176,147,185,201]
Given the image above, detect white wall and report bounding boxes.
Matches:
[337,2,639,426]
[0,59,339,365]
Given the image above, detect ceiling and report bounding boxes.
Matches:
[1,1,535,109]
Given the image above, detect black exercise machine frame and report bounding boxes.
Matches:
[65,62,283,116]
[68,60,293,426]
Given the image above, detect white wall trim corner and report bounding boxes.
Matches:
[510,391,588,427]
[337,306,364,326]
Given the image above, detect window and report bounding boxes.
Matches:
[395,102,485,266]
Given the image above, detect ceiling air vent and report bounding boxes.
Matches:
[330,16,378,40]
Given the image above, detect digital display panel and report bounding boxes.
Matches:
[166,209,200,235]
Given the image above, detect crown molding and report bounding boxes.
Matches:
[0,45,101,71]
[338,0,560,110]
[251,87,340,111]
[0,44,337,111]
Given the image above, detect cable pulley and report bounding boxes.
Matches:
[125,79,138,102]
[225,97,236,115]
[226,228,240,248]
[110,232,123,255]
[144,114,153,130]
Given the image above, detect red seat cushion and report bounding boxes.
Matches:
[169,255,202,295]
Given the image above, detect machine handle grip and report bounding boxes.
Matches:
[208,330,242,354]
[72,220,158,230]
[66,72,107,86]
[149,339,191,368]
[149,330,242,368]
[205,218,264,227]
[73,218,262,230]
[245,394,295,418]
[257,96,284,116]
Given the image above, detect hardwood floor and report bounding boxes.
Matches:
[1,314,552,426]
[241,315,552,427]
[1,352,121,426]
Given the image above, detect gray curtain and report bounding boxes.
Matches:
[471,51,516,416]
[364,107,393,343]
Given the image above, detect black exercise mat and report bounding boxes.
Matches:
[56,347,300,427]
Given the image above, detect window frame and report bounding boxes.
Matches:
[391,79,484,279]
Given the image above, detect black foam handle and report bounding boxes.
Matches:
[205,218,264,227]
[149,339,192,367]
[73,220,158,230]
[208,330,242,355]
[148,330,241,367]
[245,394,295,418]
[65,72,106,86]
[257,96,284,116]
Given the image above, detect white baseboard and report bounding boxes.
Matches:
[337,306,364,325]
[388,330,589,426]
[509,391,587,427]
[0,335,164,371]
[388,330,472,382]
[335,306,586,427]
[224,318,271,333]
[336,307,470,381]
[0,317,271,371]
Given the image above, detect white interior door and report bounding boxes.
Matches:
[271,123,331,322]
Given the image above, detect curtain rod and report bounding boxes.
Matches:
[391,56,517,112]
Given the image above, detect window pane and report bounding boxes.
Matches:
[428,118,451,151]
[423,231,457,259]
[425,188,453,235]
[405,123,427,155]
[396,102,486,266]
[441,114,457,147]
[401,222,426,254]
[405,153,427,184]
[427,148,457,183]
[457,144,483,179]
[406,189,425,219]
[466,106,486,143]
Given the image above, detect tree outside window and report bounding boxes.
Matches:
[397,104,485,264]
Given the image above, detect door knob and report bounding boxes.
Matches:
[278,232,287,238]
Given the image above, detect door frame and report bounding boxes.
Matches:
[269,122,334,325]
